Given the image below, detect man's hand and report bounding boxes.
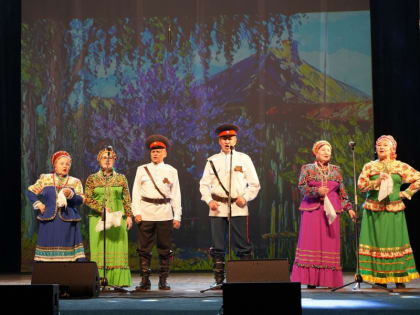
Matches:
[209,200,219,211]
[134,215,142,224]
[235,196,246,208]
[173,220,181,230]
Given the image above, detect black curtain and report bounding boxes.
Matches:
[0,0,419,272]
[370,0,420,264]
[0,0,21,272]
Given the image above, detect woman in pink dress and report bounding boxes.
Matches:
[291,140,356,288]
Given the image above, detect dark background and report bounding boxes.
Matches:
[1,0,419,273]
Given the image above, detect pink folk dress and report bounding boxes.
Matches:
[291,162,352,288]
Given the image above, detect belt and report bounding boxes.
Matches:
[211,194,237,204]
[141,196,171,205]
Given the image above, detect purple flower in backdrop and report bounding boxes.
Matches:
[86,61,263,177]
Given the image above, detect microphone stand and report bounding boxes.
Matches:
[100,149,127,293]
[227,146,234,261]
[331,143,391,292]
[200,146,234,294]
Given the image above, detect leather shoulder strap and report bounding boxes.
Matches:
[144,166,167,199]
[208,160,229,196]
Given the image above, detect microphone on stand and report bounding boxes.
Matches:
[106,145,113,156]
[348,141,356,150]
[230,146,235,151]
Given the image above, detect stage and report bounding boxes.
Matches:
[2,272,420,314]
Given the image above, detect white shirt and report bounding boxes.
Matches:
[199,150,260,217]
[131,162,182,221]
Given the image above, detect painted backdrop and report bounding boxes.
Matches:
[21,0,373,272]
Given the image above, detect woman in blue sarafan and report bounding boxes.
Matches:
[27,151,86,261]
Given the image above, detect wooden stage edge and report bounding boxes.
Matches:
[1,272,420,296]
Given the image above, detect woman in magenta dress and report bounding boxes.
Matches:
[291,140,356,288]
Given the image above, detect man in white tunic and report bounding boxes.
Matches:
[132,135,182,291]
[199,124,260,287]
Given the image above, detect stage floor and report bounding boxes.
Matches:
[1,272,420,314]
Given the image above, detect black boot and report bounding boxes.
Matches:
[211,256,225,290]
[158,253,172,290]
[136,255,151,291]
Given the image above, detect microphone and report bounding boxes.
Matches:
[348,141,356,150]
[168,25,172,44]
[230,146,235,151]
[106,145,113,157]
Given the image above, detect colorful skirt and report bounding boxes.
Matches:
[291,208,343,288]
[359,209,419,284]
[89,215,132,287]
[35,217,85,261]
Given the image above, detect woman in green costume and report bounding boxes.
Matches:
[358,135,420,288]
[85,148,133,287]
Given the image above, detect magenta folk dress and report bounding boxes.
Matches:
[291,163,352,288]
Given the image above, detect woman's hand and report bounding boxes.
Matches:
[126,216,133,230]
[399,192,409,199]
[62,188,72,198]
[318,186,329,196]
[33,187,43,195]
[38,203,46,214]
[375,172,390,186]
[348,210,356,223]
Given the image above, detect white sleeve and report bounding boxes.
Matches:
[242,156,261,202]
[131,167,142,216]
[170,169,182,221]
[199,161,213,205]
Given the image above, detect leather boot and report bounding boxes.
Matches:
[211,256,225,290]
[136,255,151,291]
[158,254,171,290]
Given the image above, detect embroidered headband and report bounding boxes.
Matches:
[376,135,397,159]
[97,148,117,162]
[51,151,72,167]
[312,140,332,156]
[376,135,397,152]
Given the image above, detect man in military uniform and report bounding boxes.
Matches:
[132,135,182,291]
[199,124,261,287]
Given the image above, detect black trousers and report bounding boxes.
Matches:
[137,220,173,258]
[210,216,252,259]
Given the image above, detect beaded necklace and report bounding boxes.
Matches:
[52,173,69,192]
[315,161,330,186]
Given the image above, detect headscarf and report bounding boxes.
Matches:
[51,151,72,168]
[312,140,332,157]
[376,135,397,160]
[97,148,117,162]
